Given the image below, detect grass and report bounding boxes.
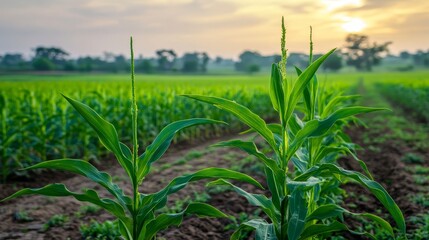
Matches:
[43,214,68,231]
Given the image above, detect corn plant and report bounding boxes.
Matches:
[1,38,263,240]
[184,18,406,239]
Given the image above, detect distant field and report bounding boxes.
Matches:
[1,70,428,92]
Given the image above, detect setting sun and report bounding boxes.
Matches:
[342,17,366,32]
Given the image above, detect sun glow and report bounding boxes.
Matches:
[341,17,366,32]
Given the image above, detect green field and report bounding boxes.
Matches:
[1,70,428,181]
[1,69,429,239]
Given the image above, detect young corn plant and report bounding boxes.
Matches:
[1,38,263,240]
[184,18,406,239]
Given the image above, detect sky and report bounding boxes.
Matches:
[0,0,428,59]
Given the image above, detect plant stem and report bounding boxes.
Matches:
[130,36,139,240]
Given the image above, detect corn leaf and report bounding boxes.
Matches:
[299,221,348,239]
[1,184,129,224]
[296,163,405,234]
[212,140,280,173]
[142,202,227,240]
[118,220,133,240]
[287,188,308,240]
[269,63,285,118]
[212,140,284,209]
[288,107,386,159]
[284,49,336,122]
[305,204,345,221]
[208,179,280,226]
[295,66,312,118]
[135,168,264,227]
[265,166,282,210]
[62,95,132,177]
[182,95,277,150]
[23,159,131,209]
[138,118,225,181]
[231,219,277,240]
[321,95,361,118]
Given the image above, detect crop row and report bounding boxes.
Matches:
[377,83,429,122]
[0,84,275,182]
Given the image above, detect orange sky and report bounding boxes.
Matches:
[0,0,428,58]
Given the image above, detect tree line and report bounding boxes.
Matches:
[1,34,428,73]
[0,47,212,73]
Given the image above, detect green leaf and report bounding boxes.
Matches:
[296,163,405,234]
[62,95,132,177]
[321,95,361,118]
[182,95,276,150]
[287,188,308,240]
[208,179,280,226]
[299,221,348,239]
[285,179,325,240]
[23,159,131,209]
[142,202,227,240]
[1,184,129,224]
[240,123,282,136]
[135,168,263,229]
[264,166,282,211]
[118,220,133,240]
[288,114,304,137]
[288,106,386,160]
[231,219,277,240]
[212,140,284,209]
[358,213,394,236]
[284,49,336,122]
[302,208,390,239]
[138,118,225,181]
[120,143,133,160]
[295,66,312,118]
[306,204,344,222]
[269,64,285,117]
[212,140,280,173]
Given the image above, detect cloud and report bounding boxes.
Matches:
[0,0,427,57]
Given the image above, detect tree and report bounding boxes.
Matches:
[113,55,128,72]
[200,52,209,72]
[0,54,24,67]
[399,51,410,59]
[182,52,199,73]
[235,51,261,72]
[32,57,55,71]
[33,47,69,63]
[32,47,69,71]
[412,50,429,67]
[156,49,177,72]
[76,57,94,72]
[136,59,154,73]
[342,34,391,71]
[248,64,260,74]
[215,56,223,64]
